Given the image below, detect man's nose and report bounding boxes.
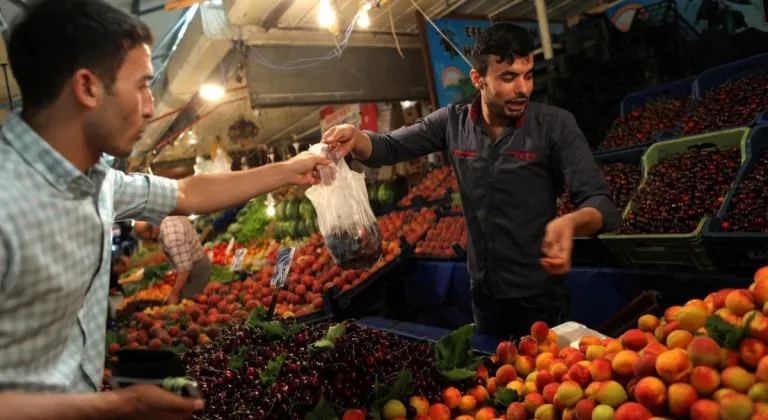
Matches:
[142,92,155,119]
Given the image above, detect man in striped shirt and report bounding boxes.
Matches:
[134,217,210,305]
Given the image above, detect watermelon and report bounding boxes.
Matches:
[219,233,233,241]
[227,223,242,234]
[275,202,287,220]
[297,220,308,238]
[377,182,396,204]
[368,182,379,202]
[309,218,319,234]
[285,199,300,220]
[299,199,314,219]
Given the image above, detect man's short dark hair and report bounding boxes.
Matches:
[471,23,536,77]
[8,0,154,112]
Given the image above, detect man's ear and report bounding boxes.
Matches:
[469,68,483,90]
[71,69,104,110]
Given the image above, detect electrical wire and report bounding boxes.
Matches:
[407,0,472,67]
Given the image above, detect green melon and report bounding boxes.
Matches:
[275,202,287,220]
[299,199,314,219]
[377,182,396,204]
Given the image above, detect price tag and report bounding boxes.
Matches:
[225,237,236,255]
[270,247,296,288]
[230,248,247,272]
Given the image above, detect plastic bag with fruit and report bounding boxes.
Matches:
[304,143,383,269]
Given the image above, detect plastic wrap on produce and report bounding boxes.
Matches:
[552,321,608,349]
[305,144,382,270]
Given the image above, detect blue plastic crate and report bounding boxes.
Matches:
[704,126,768,276]
[620,76,696,117]
[693,52,768,100]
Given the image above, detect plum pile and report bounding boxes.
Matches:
[719,152,768,232]
[678,74,768,136]
[619,147,741,234]
[599,96,692,150]
[556,162,642,217]
[324,224,383,270]
[183,320,480,420]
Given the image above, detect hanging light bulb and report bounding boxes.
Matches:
[187,130,198,145]
[318,0,336,28]
[199,83,225,101]
[266,193,276,217]
[357,8,370,28]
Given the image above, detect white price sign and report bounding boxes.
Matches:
[270,247,296,288]
[230,248,247,272]
[225,237,236,255]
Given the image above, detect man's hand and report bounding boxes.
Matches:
[167,290,180,305]
[116,383,203,420]
[283,152,332,185]
[540,214,576,275]
[322,124,359,157]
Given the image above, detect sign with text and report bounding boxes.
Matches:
[270,247,296,288]
[230,248,247,272]
[319,103,378,135]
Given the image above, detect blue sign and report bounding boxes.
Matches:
[270,247,296,288]
[423,18,566,108]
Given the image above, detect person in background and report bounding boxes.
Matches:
[322,23,621,339]
[197,202,247,243]
[0,0,330,418]
[134,217,210,305]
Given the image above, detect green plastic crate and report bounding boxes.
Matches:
[599,127,751,273]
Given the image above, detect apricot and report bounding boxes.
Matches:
[622,329,649,351]
[687,336,722,367]
[565,351,587,367]
[721,366,755,393]
[713,388,737,403]
[720,392,755,420]
[532,321,550,343]
[666,330,694,350]
[427,403,451,420]
[615,402,653,420]
[536,370,555,390]
[556,381,584,407]
[606,339,625,354]
[476,365,490,381]
[638,314,661,333]
[524,392,546,414]
[506,379,525,395]
[756,356,768,382]
[667,382,699,417]
[720,349,741,369]
[515,355,535,377]
[661,321,681,341]
[726,289,755,316]
[588,345,608,361]
[593,404,617,420]
[596,380,628,408]
[633,354,658,379]
[506,402,528,420]
[536,352,556,371]
[590,358,614,382]
[634,376,667,410]
[550,361,569,382]
[562,407,577,420]
[755,267,768,283]
[458,395,477,414]
[542,382,559,404]
[758,402,768,414]
[474,407,497,420]
[495,364,518,386]
[753,281,768,306]
[580,336,604,354]
[585,381,602,398]
[677,306,708,332]
[610,350,638,377]
[656,349,693,383]
[690,399,721,420]
[519,336,540,357]
[524,380,538,395]
[540,340,560,355]
[470,385,489,403]
[714,289,735,309]
[749,383,768,403]
[409,396,429,415]
[486,377,498,396]
[568,363,592,389]
[442,387,461,409]
[535,404,558,420]
[497,340,518,364]
[690,365,721,396]
[641,342,668,358]
[740,338,768,369]
[575,398,597,420]
[748,312,768,342]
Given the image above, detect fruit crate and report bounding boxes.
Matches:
[694,52,768,100]
[595,290,662,337]
[619,76,696,117]
[355,316,498,354]
[704,126,768,276]
[599,127,751,273]
[572,146,647,267]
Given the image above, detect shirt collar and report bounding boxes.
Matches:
[468,95,527,129]
[2,111,88,192]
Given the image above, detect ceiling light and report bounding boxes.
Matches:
[357,9,370,28]
[318,0,336,28]
[199,83,225,101]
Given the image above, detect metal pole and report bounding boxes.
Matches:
[2,63,14,112]
[533,0,554,60]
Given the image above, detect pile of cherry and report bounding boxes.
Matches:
[719,151,768,232]
[619,147,741,234]
[557,162,642,217]
[182,320,479,420]
[678,74,768,136]
[599,95,692,151]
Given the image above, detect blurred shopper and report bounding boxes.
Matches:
[322,23,621,339]
[0,0,329,418]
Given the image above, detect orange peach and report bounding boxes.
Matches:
[536,352,556,371]
[565,351,587,367]
[586,381,602,399]
[757,402,768,414]
[519,336,540,357]
[613,350,640,377]
[690,399,721,420]
[667,382,699,417]
[665,306,683,323]
[666,330,694,350]
[474,407,497,420]
[562,407,578,420]
[642,342,668,358]
[605,339,625,354]
[515,355,535,377]
[756,356,768,382]
[644,332,658,344]
[580,336,604,354]
[720,392,755,420]
[540,340,560,355]
[590,358,614,382]
[409,396,430,415]
[740,338,767,369]
[656,349,693,383]
[753,281,768,306]
[622,329,649,352]
[568,363,592,389]
[497,340,518,364]
[661,321,681,341]
[634,376,667,410]
[548,329,558,342]
[428,403,451,420]
[747,312,768,342]
[535,404,558,420]
[690,365,721,396]
[720,349,740,369]
[575,398,597,420]
[524,392,546,414]
[458,395,477,414]
[470,385,489,404]
[677,306,709,332]
[495,364,518,386]
[595,380,629,408]
[455,416,474,420]
[714,289,735,309]
[536,370,555,390]
[557,381,585,407]
[506,402,528,420]
[506,379,525,395]
[748,382,768,403]
[486,377,498,396]
[532,321,550,343]
[587,345,607,361]
[524,380,538,395]
[550,361,569,382]
[713,388,737,403]
[726,289,755,316]
[542,382,560,403]
[342,409,365,420]
[476,365,489,381]
[638,315,661,333]
[757,267,768,283]
[687,336,722,367]
[721,366,755,393]
[615,402,652,420]
[633,354,658,379]
[442,387,461,409]
[593,404,616,420]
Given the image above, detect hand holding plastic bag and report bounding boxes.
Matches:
[305,143,383,270]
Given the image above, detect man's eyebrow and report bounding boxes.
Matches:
[499,70,520,77]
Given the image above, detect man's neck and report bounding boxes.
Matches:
[22,108,99,173]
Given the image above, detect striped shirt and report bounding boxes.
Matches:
[159,216,206,272]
